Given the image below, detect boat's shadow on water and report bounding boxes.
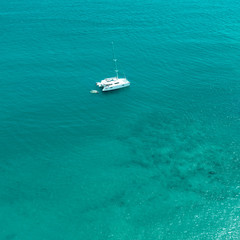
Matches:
[101,87,131,96]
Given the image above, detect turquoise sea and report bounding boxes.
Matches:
[1,0,240,239]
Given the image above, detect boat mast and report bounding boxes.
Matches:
[112,42,119,79]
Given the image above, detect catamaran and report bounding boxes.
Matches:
[96,43,130,92]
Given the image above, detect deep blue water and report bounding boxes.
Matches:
[1,0,240,239]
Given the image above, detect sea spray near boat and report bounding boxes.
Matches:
[96,42,130,92]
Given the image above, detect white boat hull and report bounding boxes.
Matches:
[97,77,130,92]
[103,82,130,91]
